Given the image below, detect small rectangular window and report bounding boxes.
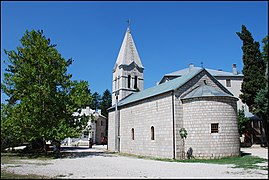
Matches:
[211,123,219,133]
[226,79,231,87]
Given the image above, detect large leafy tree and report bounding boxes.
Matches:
[99,89,112,118]
[236,25,266,112]
[1,29,92,152]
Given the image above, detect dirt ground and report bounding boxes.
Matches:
[1,145,268,179]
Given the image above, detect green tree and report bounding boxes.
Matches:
[99,89,112,118]
[261,36,268,64]
[1,29,92,152]
[90,92,101,110]
[1,104,24,151]
[236,25,266,112]
[237,107,250,136]
[254,35,268,146]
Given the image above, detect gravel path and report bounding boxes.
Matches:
[2,145,268,179]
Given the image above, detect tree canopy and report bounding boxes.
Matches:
[236,25,266,112]
[1,29,92,151]
[99,89,112,118]
[237,25,268,146]
[90,92,101,110]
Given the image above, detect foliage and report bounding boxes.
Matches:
[179,128,188,139]
[237,107,250,136]
[179,128,188,159]
[236,25,266,112]
[261,36,268,64]
[254,84,268,146]
[254,85,268,122]
[1,29,92,151]
[253,35,268,146]
[90,92,101,110]
[1,104,24,151]
[99,89,112,118]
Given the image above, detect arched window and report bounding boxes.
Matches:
[134,76,138,89]
[128,75,131,88]
[131,128,134,140]
[151,126,155,140]
[117,76,120,89]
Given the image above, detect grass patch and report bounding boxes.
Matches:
[1,152,58,179]
[1,170,52,179]
[116,152,268,170]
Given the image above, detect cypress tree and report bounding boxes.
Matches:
[236,25,266,112]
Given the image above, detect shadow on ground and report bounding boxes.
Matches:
[59,146,114,159]
[240,151,252,157]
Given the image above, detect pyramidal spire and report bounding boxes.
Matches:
[113,20,144,71]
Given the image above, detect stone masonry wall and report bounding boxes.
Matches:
[108,111,116,152]
[174,71,240,159]
[109,92,175,159]
[182,97,240,159]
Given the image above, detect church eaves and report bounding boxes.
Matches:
[116,68,204,107]
[181,85,236,100]
[107,68,235,110]
[113,27,144,71]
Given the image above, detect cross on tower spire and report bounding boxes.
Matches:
[127,18,131,31]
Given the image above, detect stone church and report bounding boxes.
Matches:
[108,26,240,159]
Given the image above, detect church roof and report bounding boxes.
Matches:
[181,85,235,100]
[113,28,144,71]
[117,68,204,107]
[164,67,243,77]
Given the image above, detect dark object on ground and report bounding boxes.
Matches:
[187,147,193,159]
[89,138,93,148]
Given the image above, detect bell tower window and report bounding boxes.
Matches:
[134,76,138,89]
[128,75,131,88]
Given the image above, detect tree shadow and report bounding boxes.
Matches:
[59,146,115,159]
[1,146,114,160]
[240,151,252,157]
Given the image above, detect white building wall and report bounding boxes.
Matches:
[108,111,116,151]
[216,77,248,113]
[108,92,175,159]
[109,70,240,159]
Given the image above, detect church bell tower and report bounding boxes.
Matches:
[112,21,144,105]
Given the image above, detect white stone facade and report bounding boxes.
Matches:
[182,97,240,158]
[108,71,240,159]
[108,27,240,159]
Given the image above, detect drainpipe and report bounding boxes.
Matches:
[172,91,176,159]
[115,91,119,152]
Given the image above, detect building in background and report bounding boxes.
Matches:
[63,107,107,146]
[159,63,246,114]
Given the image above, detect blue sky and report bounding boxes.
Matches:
[1,1,268,104]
